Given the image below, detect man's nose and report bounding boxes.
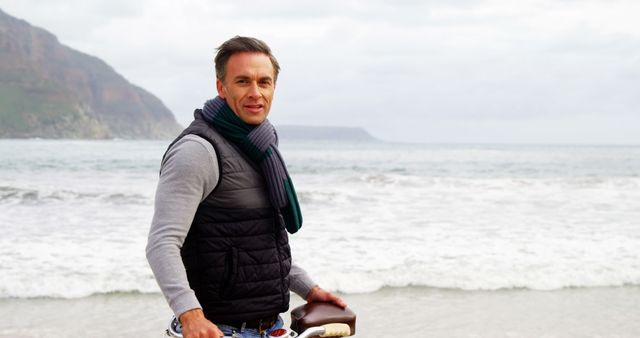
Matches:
[248,82,261,98]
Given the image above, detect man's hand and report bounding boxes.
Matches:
[306,286,348,309]
[179,308,224,338]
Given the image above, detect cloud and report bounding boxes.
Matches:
[1,0,638,143]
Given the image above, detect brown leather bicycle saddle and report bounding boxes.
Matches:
[290,302,356,337]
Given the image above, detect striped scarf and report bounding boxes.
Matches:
[201,96,302,234]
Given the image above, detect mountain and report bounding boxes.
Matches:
[276,125,378,142]
[0,9,182,139]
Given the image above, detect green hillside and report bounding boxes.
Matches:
[0,8,182,139]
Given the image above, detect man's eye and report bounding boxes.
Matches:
[236,79,248,84]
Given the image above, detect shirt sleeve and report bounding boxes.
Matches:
[289,261,317,299]
[146,135,219,318]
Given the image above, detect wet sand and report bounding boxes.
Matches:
[1,286,639,337]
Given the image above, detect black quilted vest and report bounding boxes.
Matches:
[163,110,291,323]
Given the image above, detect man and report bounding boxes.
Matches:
[146,36,345,338]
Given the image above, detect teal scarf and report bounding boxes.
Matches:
[201,97,302,234]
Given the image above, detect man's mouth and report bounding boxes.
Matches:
[244,104,264,113]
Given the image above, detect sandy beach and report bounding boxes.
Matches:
[1,286,639,338]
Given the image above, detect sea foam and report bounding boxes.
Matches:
[1,140,639,298]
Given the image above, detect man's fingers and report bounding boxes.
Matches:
[331,294,348,308]
[306,286,349,309]
[184,327,223,338]
[181,319,224,338]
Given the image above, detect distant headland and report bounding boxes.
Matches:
[276,125,378,142]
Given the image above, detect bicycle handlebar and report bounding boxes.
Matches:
[297,323,352,338]
[166,316,352,337]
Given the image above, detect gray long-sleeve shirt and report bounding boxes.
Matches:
[146,134,316,318]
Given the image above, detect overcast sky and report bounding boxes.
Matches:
[1,0,638,143]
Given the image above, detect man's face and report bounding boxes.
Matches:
[216,52,276,125]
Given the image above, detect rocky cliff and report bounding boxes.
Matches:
[0,9,182,139]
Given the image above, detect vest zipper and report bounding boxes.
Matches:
[274,209,287,309]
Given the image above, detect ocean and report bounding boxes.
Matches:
[1,139,639,337]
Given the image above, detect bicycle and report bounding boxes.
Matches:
[166,303,356,338]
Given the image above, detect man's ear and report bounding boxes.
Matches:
[216,79,225,98]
